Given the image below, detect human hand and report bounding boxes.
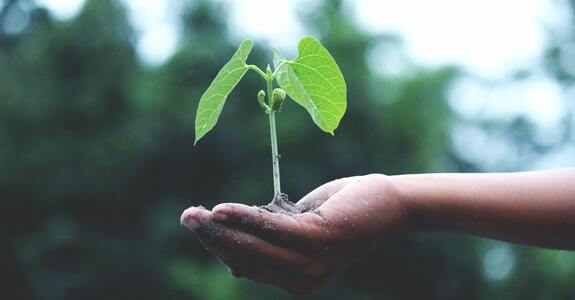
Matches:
[180,174,413,293]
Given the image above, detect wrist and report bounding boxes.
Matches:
[363,173,427,234]
[390,174,435,233]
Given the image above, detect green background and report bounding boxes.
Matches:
[1,0,574,299]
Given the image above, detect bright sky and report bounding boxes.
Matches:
[34,0,575,169]
[352,0,563,77]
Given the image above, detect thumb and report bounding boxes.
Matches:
[296,177,357,212]
[313,179,368,222]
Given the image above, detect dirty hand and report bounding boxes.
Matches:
[180,174,413,294]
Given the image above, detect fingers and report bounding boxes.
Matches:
[206,177,358,241]
[182,206,329,293]
[181,207,237,262]
[296,177,357,211]
[181,206,315,271]
[211,203,325,248]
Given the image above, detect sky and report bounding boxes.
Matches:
[33,0,575,169]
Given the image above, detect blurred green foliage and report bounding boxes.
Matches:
[1,0,573,299]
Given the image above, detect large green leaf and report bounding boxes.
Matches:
[194,39,253,144]
[273,36,347,134]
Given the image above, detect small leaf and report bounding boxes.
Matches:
[271,88,286,112]
[194,39,253,144]
[257,90,268,111]
[273,37,347,134]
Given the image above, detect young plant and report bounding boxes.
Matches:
[194,36,347,212]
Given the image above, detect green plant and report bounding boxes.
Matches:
[194,36,347,200]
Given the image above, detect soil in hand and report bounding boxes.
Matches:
[261,193,303,215]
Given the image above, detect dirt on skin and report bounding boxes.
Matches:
[261,193,303,215]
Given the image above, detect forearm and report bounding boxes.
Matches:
[393,169,575,250]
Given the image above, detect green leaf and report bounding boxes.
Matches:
[194,39,253,144]
[273,36,347,134]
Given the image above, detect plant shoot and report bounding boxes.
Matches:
[194,36,347,210]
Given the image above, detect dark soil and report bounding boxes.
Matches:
[261,193,303,215]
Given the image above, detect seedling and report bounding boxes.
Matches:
[194,36,347,213]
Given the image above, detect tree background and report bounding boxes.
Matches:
[1,0,573,299]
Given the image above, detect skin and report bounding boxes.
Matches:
[180,168,575,294]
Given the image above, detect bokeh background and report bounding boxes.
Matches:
[1,0,574,299]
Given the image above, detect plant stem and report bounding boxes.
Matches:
[270,60,291,79]
[246,65,268,80]
[267,77,281,197]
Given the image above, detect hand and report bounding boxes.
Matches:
[180,174,412,294]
